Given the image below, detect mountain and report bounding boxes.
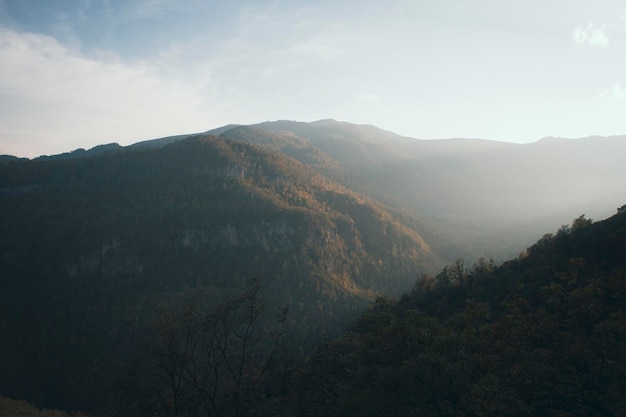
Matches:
[0,155,28,163]
[2,120,625,414]
[286,209,626,416]
[21,119,624,263]
[0,134,439,411]
[212,120,626,260]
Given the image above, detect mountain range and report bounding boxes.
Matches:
[1,119,625,413]
[16,118,625,260]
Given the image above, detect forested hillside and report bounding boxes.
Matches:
[0,135,438,411]
[221,120,626,260]
[1,120,625,416]
[287,210,626,416]
[20,119,626,262]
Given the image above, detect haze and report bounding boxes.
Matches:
[1,0,626,158]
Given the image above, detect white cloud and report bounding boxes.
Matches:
[0,28,212,157]
[378,5,402,16]
[354,93,378,101]
[572,23,610,47]
[601,81,626,99]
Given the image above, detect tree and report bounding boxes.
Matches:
[572,214,593,232]
[435,258,467,288]
[288,298,502,417]
[118,279,288,417]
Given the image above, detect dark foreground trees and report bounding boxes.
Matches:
[117,279,288,417]
[287,270,626,417]
[7,213,625,417]
[284,213,626,417]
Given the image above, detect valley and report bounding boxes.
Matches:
[1,120,625,415]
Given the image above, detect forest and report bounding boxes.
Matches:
[1,124,625,416]
[2,209,625,417]
[288,211,626,416]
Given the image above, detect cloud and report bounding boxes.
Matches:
[378,5,402,16]
[572,23,610,47]
[0,28,212,157]
[354,93,378,101]
[601,81,626,99]
[0,2,369,158]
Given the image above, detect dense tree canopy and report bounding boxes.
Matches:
[2,131,626,417]
[284,211,626,417]
[0,136,436,411]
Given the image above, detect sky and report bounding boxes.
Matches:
[1,0,626,157]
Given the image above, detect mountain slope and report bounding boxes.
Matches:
[287,209,626,416]
[22,119,625,262]
[0,134,439,411]
[221,120,626,260]
[2,121,625,414]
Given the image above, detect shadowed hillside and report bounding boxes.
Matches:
[220,120,626,260]
[28,119,624,262]
[0,135,439,411]
[1,120,625,415]
[287,209,626,416]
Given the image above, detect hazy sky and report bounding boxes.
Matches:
[1,0,625,157]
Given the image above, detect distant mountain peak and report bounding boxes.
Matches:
[537,136,571,144]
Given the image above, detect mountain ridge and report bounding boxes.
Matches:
[5,119,625,262]
[0,134,442,410]
[1,120,625,414]
[7,119,624,163]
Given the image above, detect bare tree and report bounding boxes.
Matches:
[119,279,288,417]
